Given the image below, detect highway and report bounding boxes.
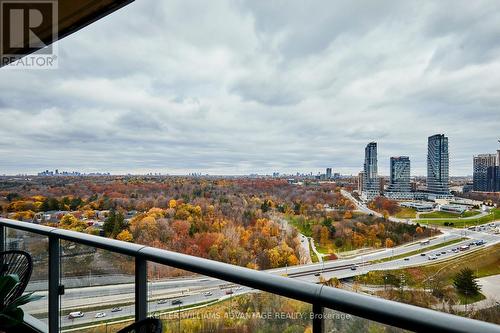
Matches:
[59,286,253,327]
[340,189,407,224]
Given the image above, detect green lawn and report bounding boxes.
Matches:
[418,208,500,228]
[394,207,417,219]
[315,244,330,255]
[419,210,480,219]
[286,215,313,237]
[457,292,486,305]
[419,211,461,218]
[462,210,481,218]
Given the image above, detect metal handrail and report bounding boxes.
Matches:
[1,218,499,333]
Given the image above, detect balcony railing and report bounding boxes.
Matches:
[0,217,498,333]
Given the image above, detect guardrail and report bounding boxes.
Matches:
[1,218,499,333]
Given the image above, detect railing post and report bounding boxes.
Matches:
[48,235,60,333]
[135,257,147,321]
[0,225,5,252]
[312,303,324,333]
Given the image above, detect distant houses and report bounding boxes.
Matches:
[27,210,137,229]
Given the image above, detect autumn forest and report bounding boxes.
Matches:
[0,176,435,273]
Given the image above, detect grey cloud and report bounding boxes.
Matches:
[238,1,412,58]
[423,1,500,69]
[0,0,499,176]
[230,79,303,106]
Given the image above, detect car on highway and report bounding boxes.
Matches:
[314,272,321,276]
[95,312,106,319]
[225,290,234,295]
[435,253,441,256]
[350,265,357,270]
[111,307,123,312]
[235,286,242,290]
[68,311,84,319]
[420,253,426,256]
[404,257,410,261]
[203,291,213,296]
[440,251,446,254]
[157,299,168,304]
[172,299,183,305]
[427,256,437,261]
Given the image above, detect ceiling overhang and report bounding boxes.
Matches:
[1,0,134,67]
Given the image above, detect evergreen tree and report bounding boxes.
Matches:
[40,198,50,212]
[48,197,59,211]
[69,197,83,210]
[111,212,127,238]
[453,267,481,296]
[103,210,116,237]
[87,193,98,203]
[61,197,71,210]
[6,193,20,202]
[261,200,270,213]
[322,217,336,237]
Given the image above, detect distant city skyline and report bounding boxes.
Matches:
[5,134,496,177]
[2,137,497,178]
[1,1,500,176]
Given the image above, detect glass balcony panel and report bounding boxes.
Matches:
[59,240,135,331]
[322,307,413,333]
[143,263,314,333]
[4,227,49,329]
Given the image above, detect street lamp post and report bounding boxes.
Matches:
[465,289,468,313]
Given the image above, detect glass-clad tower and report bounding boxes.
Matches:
[427,134,449,194]
[473,154,497,191]
[363,142,379,193]
[388,156,411,192]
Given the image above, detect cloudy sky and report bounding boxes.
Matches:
[1,0,499,176]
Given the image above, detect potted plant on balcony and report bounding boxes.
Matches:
[0,274,42,333]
